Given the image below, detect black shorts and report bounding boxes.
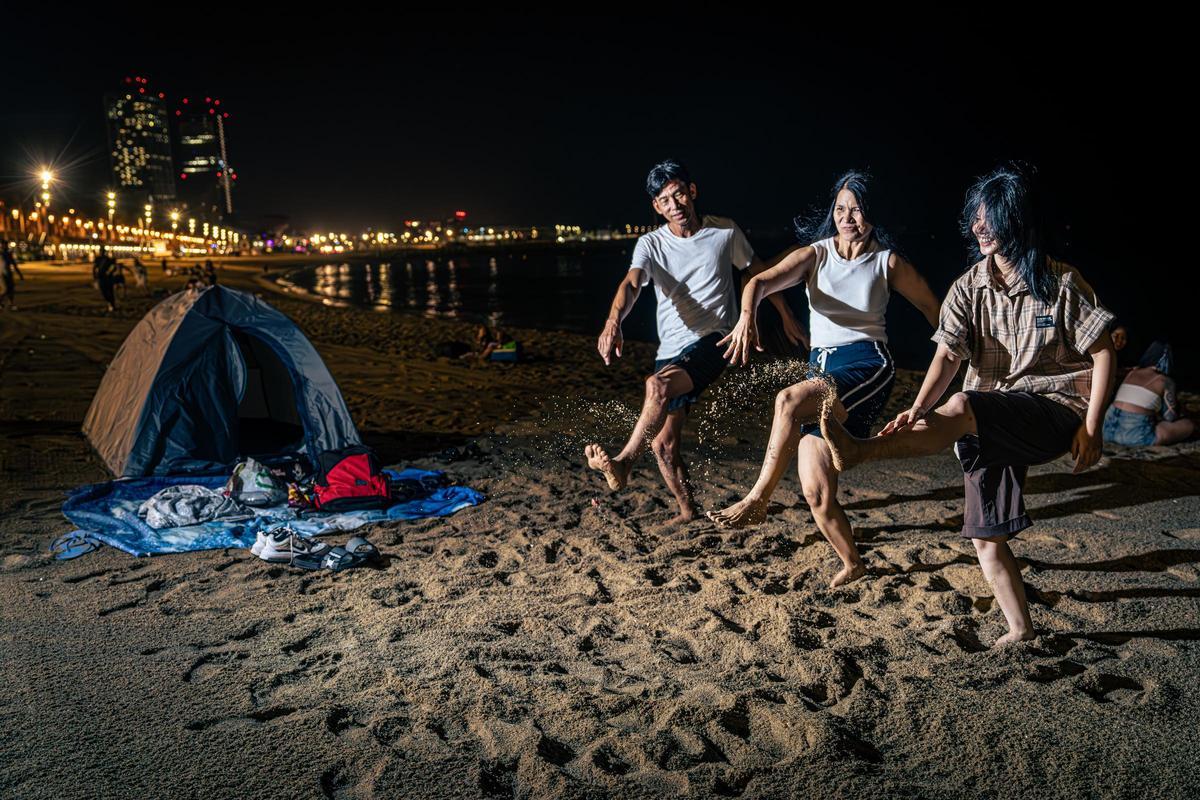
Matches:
[654,333,728,413]
[955,391,1082,539]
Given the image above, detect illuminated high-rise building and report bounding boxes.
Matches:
[104,76,176,206]
[174,95,236,219]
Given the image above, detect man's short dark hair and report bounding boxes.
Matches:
[646,160,692,198]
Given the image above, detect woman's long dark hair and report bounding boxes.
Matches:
[793,170,899,254]
[960,163,1058,304]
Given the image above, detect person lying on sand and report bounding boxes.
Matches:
[585,159,804,525]
[819,164,1116,646]
[709,170,940,587]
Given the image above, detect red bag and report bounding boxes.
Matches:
[313,446,390,512]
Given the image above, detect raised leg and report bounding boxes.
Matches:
[585,365,693,491]
[823,391,978,472]
[709,379,842,528]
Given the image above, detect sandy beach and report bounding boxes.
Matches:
[2,259,1198,799]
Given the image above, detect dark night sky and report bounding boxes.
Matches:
[2,18,1186,372]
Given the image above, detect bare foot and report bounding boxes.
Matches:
[707,496,769,528]
[819,411,862,473]
[584,443,629,491]
[993,629,1036,647]
[668,509,697,527]
[829,561,866,588]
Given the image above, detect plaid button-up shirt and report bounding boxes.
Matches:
[931,256,1113,418]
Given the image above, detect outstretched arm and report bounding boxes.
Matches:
[880,343,963,434]
[888,254,940,327]
[598,269,643,365]
[720,245,819,365]
[747,250,806,347]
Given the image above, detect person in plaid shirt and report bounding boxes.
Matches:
[819,164,1116,647]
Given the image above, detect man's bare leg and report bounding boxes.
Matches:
[798,435,866,587]
[973,535,1035,645]
[709,380,842,528]
[651,409,697,524]
[586,365,694,491]
[822,391,978,472]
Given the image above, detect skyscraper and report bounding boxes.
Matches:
[174,95,236,219]
[104,76,176,208]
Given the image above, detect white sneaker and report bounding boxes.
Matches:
[250,530,270,557]
[258,529,331,566]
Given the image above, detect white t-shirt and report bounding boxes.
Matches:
[630,215,755,360]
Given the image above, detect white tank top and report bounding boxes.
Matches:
[805,236,891,348]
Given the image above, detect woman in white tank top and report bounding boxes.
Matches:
[709,171,941,588]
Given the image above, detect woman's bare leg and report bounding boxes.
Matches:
[798,435,865,587]
[972,535,1035,646]
[1155,419,1196,445]
[709,380,838,528]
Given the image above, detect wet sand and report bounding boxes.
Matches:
[2,259,1199,799]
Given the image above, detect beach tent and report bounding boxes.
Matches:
[83,285,361,477]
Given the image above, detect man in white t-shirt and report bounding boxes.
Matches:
[585,160,803,524]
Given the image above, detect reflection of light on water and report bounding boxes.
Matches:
[364,262,377,304]
[446,259,461,318]
[424,259,440,318]
[377,262,392,307]
[405,262,416,308]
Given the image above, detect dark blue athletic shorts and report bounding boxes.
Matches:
[801,339,895,439]
[654,332,728,413]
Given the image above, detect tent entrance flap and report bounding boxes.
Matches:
[233,330,304,458]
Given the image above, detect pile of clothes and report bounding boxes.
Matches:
[57,445,485,559]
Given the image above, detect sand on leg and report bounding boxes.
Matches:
[972,535,1035,645]
[586,365,693,491]
[709,379,842,528]
[651,408,697,524]
[798,435,866,587]
[822,390,978,472]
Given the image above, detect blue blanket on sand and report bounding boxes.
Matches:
[60,469,484,557]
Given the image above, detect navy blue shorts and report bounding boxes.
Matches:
[654,332,728,413]
[801,340,895,439]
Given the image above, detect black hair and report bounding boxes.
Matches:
[1138,341,1173,375]
[793,170,899,254]
[960,163,1058,304]
[645,159,692,199]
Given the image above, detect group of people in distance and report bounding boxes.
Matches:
[584,159,1183,647]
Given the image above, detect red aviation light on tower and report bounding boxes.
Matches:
[454,210,467,219]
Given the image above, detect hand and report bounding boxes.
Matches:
[598,319,623,365]
[717,311,761,366]
[880,405,926,436]
[1071,424,1102,473]
[780,310,809,350]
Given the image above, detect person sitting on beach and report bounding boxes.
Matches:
[1104,341,1194,447]
[460,324,514,363]
[818,164,1116,646]
[710,171,941,587]
[585,159,805,525]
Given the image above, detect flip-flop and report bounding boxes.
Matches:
[321,536,380,572]
[49,531,102,560]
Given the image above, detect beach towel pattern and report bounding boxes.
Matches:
[60,469,484,557]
